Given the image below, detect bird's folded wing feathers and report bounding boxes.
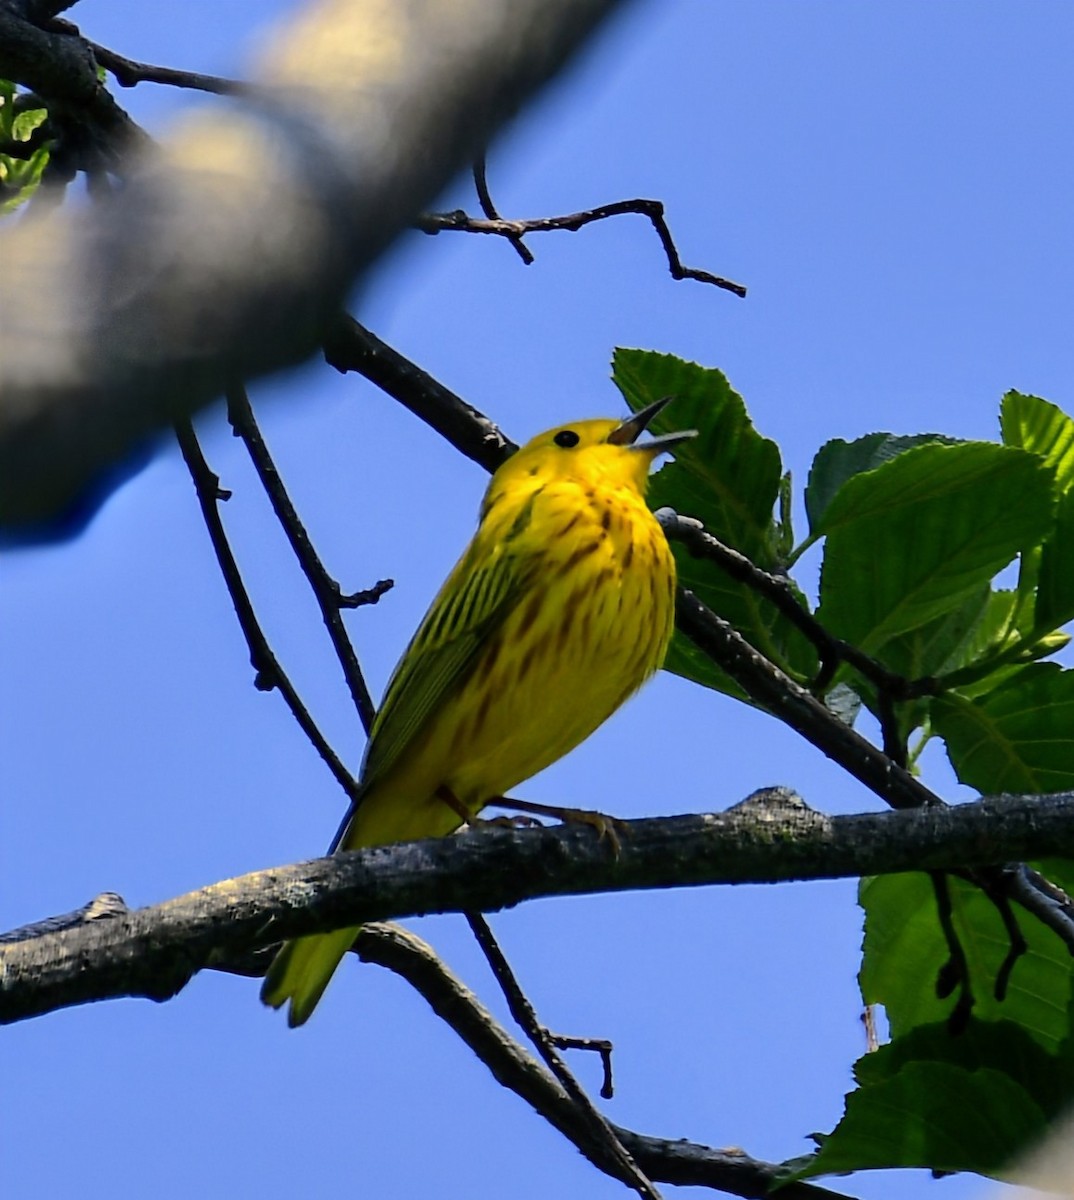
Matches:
[354,538,528,799]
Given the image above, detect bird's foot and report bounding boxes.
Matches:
[489,796,626,856]
[436,785,541,831]
[474,813,544,830]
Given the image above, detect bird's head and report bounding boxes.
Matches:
[489,398,696,499]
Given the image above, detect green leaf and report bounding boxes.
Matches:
[872,585,993,682]
[933,663,1074,793]
[1037,487,1074,632]
[796,1051,1048,1181]
[612,349,818,697]
[854,1017,1073,1107]
[0,80,14,139]
[613,349,781,560]
[833,867,1074,1180]
[12,106,46,143]
[805,432,957,534]
[0,144,49,213]
[998,393,1074,634]
[1001,390,1074,494]
[860,872,1073,1052]
[816,442,1054,655]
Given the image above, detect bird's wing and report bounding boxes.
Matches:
[356,534,528,799]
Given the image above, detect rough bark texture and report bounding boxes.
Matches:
[4,787,1074,1024]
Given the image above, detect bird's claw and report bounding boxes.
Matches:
[556,807,626,857]
[472,814,544,830]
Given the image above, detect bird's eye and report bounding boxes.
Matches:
[554,429,580,448]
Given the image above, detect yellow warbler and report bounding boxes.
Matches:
[261,398,694,1025]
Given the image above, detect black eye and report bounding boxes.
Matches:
[554,429,580,448]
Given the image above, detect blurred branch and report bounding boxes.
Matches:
[0,0,635,527]
[8,788,1074,1023]
[418,197,747,297]
[225,382,385,735]
[355,923,854,1200]
[174,417,360,799]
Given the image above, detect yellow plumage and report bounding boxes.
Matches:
[261,400,693,1025]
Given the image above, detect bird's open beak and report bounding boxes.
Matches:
[607,396,697,454]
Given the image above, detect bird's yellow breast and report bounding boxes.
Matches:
[345,476,675,847]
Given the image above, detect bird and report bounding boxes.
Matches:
[261,397,695,1026]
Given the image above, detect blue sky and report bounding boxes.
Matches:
[5,3,1073,1197]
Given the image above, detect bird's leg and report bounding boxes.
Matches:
[488,796,626,855]
[435,784,473,825]
[435,785,540,830]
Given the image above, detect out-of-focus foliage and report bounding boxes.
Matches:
[0,80,49,212]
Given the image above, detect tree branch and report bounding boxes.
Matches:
[472,151,533,263]
[0,0,633,527]
[174,417,360,799]
[7,789,1074,1025]
[355,923,854,1199]
[465,912,663,1199]
[657,511,936,703]
[80,35,249,96]
[673,588,941,811]
[417,198,747,297]
[224,382,385,735]
[324,315,517,472]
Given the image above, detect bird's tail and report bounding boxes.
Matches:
[260,923,362,1027]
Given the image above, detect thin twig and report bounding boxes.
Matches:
[1007,866,1074,957]
[340,579,394,608]
[861,1006,879,1054]
[987,884,1028,1002]
[225,382,384,735]
[930,870,974,1035]
[81,36,249,95]
[473,152,533,263]
[465,913,662,1200]
[174,419,359,801]
[417,198,747,297]
[547,1033,615,1099]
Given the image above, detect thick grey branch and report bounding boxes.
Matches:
[6,788,1074,1025]
[0,0,632,526]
